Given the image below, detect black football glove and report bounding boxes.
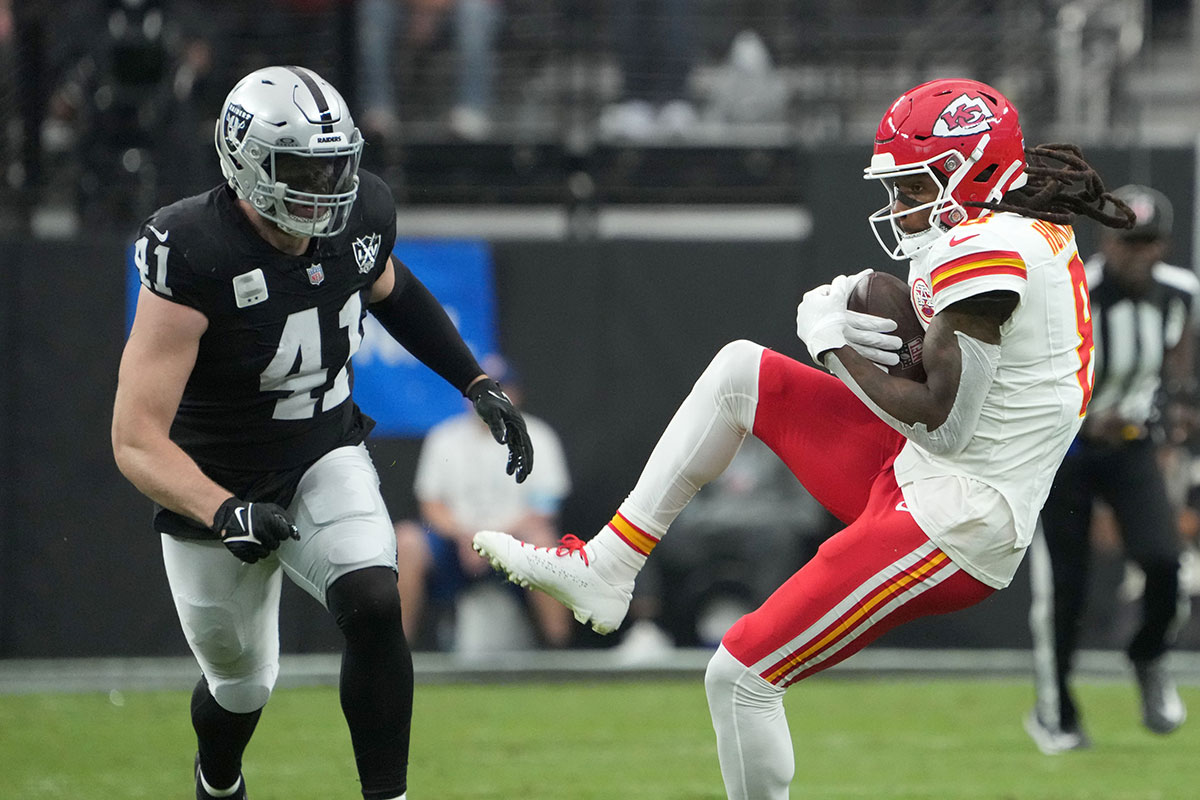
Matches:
[467,377,534,483]
[211,497,300,564]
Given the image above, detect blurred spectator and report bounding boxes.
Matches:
[357,0,503,143]
[219,0,350,86]
[39,0,219,228]
[1027,184,1197,754]
[702,29,789,133]
[599,0,698,141]
[8,0,94,232]
[394,357,574,651]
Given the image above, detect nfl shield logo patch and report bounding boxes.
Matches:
[306,263,325,285]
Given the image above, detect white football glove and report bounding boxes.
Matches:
[844,310,902,368]
[796,272,857,363]
[797,270,901,367]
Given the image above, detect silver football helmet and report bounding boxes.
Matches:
[215,66,363,238]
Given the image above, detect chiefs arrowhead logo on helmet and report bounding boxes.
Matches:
[933,94,996,137]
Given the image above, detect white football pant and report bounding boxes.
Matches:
[161,444,398,713]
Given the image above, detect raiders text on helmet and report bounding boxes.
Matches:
[215,66,364,238]
[864,78,1028,259]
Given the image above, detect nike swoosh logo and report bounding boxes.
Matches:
[148,224,169,242]
[234,506,247,529]
[949,233,979,247]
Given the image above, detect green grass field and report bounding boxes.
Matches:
[2,677,1198,799]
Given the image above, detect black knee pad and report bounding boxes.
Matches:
[327,566,405,642]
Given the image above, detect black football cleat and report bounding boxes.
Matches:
[195,752,247,800]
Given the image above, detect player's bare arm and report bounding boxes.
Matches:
[831,290,1016,429]
[112,287,231,528]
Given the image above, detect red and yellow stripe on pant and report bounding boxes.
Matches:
[755,541,959,688]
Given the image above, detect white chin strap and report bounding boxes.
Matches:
[828,331,1000,456]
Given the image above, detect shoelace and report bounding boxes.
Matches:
[552,534,589,565]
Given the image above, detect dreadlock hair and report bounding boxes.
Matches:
[965,143,1136,230]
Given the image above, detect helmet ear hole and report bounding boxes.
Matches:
[974,163,998,183]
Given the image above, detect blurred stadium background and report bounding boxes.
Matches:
[4,0,1200,689]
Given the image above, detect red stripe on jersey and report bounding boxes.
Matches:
[931,249,1024,278]
[931,248,1026,292]
[933,263,1027,294]
[930,250,1026,294]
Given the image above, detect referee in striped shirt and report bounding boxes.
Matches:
[1027,184,1198,754]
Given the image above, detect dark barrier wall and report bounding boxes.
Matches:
[0,237,818,657]
[3,145,1196,657]
[2,237,184,656]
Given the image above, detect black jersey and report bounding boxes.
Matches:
[133,170,397,534]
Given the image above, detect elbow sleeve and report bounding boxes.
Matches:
[368,266,483,394]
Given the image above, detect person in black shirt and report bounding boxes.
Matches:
[111,65,532,800]
[1026,184,1196,754]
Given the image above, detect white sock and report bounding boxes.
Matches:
[200,772,243,798]
[587,522,651,585]
[589,341,761,585]
[379,794,406,800]
[705,645,793,800]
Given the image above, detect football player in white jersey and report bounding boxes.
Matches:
[473,78,1135,800]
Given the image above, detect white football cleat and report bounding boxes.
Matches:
[472,531,633,634]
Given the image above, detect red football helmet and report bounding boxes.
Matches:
[864,78,1028,259]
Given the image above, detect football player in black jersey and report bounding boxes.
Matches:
[112,65,532,800]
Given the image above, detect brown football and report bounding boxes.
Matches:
[847,271,927,382]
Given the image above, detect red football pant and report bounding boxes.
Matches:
[723,349,994,686]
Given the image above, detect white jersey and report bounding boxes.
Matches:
[895,212,1091,588]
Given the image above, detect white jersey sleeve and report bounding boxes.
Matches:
[922,218,1030,312]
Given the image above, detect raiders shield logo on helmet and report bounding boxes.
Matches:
[223,104,253,152]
